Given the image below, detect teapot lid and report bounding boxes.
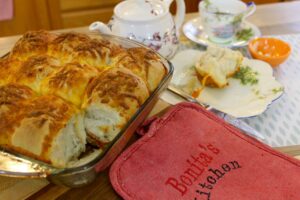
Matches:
[114,0,167,21]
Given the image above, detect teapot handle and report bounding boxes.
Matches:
[245,2,256,17]
[165,0,186,34]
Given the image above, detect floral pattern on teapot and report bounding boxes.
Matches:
[126,25,179,58]
[89,0,185,59]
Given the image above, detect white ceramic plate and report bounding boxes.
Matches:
[171,49,284,118]
[183,17,261,48]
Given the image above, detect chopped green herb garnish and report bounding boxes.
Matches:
[236,28,254,41]
[233,66,259,85]
[272,87,284,94]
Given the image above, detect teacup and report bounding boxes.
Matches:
[199,0,256,44]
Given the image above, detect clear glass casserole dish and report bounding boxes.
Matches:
[0,33,173,187]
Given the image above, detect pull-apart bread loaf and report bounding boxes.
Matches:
[0,31,166,168]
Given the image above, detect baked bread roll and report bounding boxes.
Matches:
[0,83,35,117]
[0,93,86,168]
[48,32,127,69]
[0,84,36,146]
[82,68,149,146]
[116,47,166,91]
[48,32,92,64]
[41,62,99,107]
[195,46,243,88]
[13,55,61,93]
[10,30,57,60]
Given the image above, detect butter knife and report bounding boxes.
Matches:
[167,85,265,141]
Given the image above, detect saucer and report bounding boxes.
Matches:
[183,17,261,48]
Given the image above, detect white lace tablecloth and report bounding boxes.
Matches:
[161,34,300,147]
[242,34,300,147]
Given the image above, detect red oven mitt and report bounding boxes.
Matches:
[110,102,300,200]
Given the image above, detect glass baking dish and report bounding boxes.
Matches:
[0,33,173,187]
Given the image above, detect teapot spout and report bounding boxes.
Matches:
[89,22,112,35]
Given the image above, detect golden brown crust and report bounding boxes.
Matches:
[51,32,91,46]
[0,83,35,106]
[41,62,99,107]
[73,38,123,58]
[0,58,22,86]
[116,47,166,91]
[0,84,36,146]
[48,32,92,64]
[49,32,127,69]
[13,55,61,92]
[84,68,149,119]
[23,95,77,158]
[10,30,57,60]
[68,39,116,67]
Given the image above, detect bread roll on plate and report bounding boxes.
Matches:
[195,46,243,88]
[82,68,149,146]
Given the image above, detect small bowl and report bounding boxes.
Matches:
[248,37,291,67]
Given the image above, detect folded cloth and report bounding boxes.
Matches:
[0,0,13,21]
[110,102,300,200]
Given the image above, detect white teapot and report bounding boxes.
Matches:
[89,0,186,59]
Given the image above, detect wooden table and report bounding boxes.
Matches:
[1,2,300,199]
